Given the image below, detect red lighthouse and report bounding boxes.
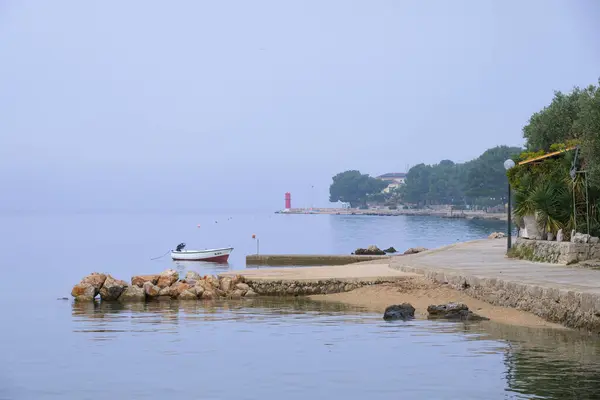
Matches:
[285,192,291,210]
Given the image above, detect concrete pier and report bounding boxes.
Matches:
[246,254,390,266]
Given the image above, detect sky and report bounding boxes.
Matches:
[1,0,599,211]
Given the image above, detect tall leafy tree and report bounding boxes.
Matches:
[329,170,387,208]
[523,88,583,151]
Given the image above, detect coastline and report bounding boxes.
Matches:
[309,277,564,330]
[276,207,507,221]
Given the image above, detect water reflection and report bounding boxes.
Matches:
[71,299,600,399]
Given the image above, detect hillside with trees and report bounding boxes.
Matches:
[402,146,522,207]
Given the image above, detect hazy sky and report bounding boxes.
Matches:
[1,1,598,211]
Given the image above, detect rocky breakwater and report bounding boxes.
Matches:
[71,270,257,302]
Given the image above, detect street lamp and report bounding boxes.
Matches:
[504,159,516,251]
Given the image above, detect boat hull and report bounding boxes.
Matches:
[171,247,233,262]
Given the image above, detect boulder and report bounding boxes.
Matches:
[235,283,250,293]
[427,303,489,321]
[383,303,415,321]
[184,271,202,281]
[99,275,128,301]
[590,236,600,245]
[156,269,179,288]
[131,274,159,288]
[178,290,197,300]
[488,232,505,239]
[557,229,564,242]
[354,246,385,255]
[572,232,591,244]
[71,283,96,301]
[170,282,191,299]
[119,285,146,302]
[143,281,161,298]
[157,286,172,299]
[230,289,244,299]
[403,247,428,255]
[201,290,216,300]
[80,273,107,293]
[205,275,220,289]
[190,285,205,297]
[547,232,555,241]
[383,247,397,254]
[244,289,257,297]
[220,277,233,292]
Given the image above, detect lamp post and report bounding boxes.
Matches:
[504,159,516,251]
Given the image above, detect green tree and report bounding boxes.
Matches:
[523,88,583,152]
[329,170,387,208]
[402,146,521,207]
[577,82,600,187]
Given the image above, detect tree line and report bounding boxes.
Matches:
[329,78,599,215]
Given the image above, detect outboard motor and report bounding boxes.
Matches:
[175,242,186,252]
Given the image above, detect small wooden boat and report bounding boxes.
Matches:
[171,246,233,262]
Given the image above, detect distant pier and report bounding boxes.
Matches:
[275,207,507,221]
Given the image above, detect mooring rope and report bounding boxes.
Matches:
[150,249,171,260]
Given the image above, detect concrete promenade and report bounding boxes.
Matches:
[391,239,600,331]
[392,239,600,295]
[230,239,600,331]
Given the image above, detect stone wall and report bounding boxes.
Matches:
[245,278,399,296]
[394,264,600,333]
[511,238,600,264]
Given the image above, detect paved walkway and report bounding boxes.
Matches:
[391,239,600,294]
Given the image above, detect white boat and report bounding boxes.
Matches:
[171,247,233,262]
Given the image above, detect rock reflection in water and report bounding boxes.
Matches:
[70,299,600,399]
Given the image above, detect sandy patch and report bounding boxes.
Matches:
[309,276,565,330]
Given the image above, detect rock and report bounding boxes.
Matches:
[230,289,244,299]
[170,282,191,298]
[71,283,96,301]
[383,303,415,321]
[158,286,172,297]
[235,283,250,293]
[119,285,146,302]
[244,289,257,297]
[572,232,591,244]
[143,281,161,298]
[80,273,107,292]
[590,236,600,245]
[205,275,220,289]
[383,247,397,253]
[190,285,205,297]
[427,303,489,321]
[354,246,386,255]
[557,229,564,242]
[547,232,555,241]
[184,271,202,281]
[220,277,233,292]
[488,232,505,239]
[403,247,428,255]
[99,275,128,301]
[178,290,197,300]
[156,269,179,288]
[131,274,159,287]
[201,290,215,300]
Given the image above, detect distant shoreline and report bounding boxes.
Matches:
[275,207,507,221]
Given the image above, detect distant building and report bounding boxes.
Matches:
[377,172,407,193]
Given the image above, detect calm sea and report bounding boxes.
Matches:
[0,211,599,399]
